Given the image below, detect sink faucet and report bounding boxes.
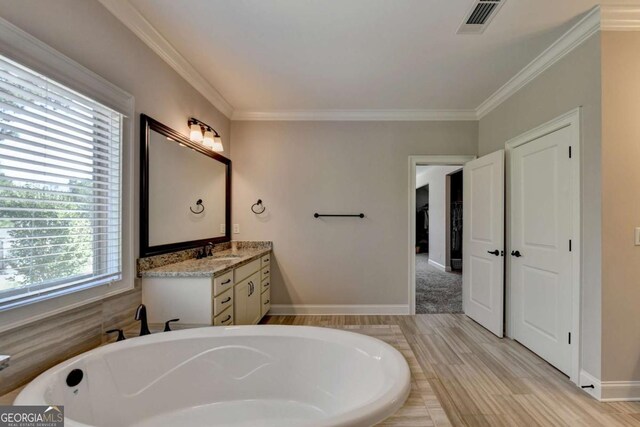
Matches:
[135,304,151,336]
[196,242,214,259]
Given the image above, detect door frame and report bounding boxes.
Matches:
[408,155,476,315]
[505,108,582,384]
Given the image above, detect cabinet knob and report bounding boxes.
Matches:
[221,296,231,304]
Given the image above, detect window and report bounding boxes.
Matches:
[0,53,122,310]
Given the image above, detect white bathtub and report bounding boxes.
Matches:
[15,325,410,427]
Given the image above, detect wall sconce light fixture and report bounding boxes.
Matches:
[188,117,223,152]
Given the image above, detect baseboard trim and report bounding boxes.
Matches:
[579,370,602,400]
[427,259,450,272]
[269,304,410,315]
[601,380,640,402]
[579,370,640,401]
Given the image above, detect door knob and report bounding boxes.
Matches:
[511,250,522,257]
[487,250,500,256]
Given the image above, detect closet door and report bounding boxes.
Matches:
[462,150,505,337]
[510,126,573,376]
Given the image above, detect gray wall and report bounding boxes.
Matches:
[231,121,477,308]
[478,33,602,378]
[0,0,229,393]
[601,31,640,383]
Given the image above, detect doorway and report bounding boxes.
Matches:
[408,156,475,315]
[414,166,463,313]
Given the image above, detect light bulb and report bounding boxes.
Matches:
[203,129,215,148]
[211,135,224,152]
[189,123,203,142]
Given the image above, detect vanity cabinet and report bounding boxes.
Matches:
[142,251,271,328]
[142,275,234,327]
[260,254,271,316]
[234,272,261,325]
[233,254,271,325]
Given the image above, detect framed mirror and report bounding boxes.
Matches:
[140,114,231,257]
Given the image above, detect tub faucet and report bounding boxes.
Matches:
[135,304,151,336]
[0,355,9,372]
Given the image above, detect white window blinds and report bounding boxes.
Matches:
[0,53,122,310]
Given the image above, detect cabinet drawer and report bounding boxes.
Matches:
[261,288,271,317]
[213,307,233,326]
[213,288,233,316]
[260,266,270,282]
[261,254,271,268]
[261,278,270,293]
[213,271,234,296]
[235,258,261,283]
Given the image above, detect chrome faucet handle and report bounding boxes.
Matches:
[0,355,10,371]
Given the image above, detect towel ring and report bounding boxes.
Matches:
[190,199,205,214]
[251,199,266,214]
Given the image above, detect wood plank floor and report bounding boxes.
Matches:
[261,314,640,426]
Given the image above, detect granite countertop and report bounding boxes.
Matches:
[140,246,271,278]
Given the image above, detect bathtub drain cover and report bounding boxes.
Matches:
[66,369,83,387]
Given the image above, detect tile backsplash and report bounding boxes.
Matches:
[0,283,141,396]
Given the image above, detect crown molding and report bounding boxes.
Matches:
[232,109,478,121]
[98,0,234,118]
[475,6,600,119]
[98,2,609,123]
[601,5,640,31]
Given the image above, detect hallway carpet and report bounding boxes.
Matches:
[415,253,462,314]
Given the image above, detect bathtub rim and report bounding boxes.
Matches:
[15,325,411,427]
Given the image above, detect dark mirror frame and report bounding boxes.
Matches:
[140,114,231,257]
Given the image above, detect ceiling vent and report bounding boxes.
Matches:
[457,0,505,34]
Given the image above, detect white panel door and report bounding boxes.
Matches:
[510,126,573,376]
[463,150,504,337]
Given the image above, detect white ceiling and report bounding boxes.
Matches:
[125,0,601,115]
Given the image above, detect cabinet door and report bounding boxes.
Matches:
[234,271,261,325]
[234,280,250,325]
[247,272,262,325]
